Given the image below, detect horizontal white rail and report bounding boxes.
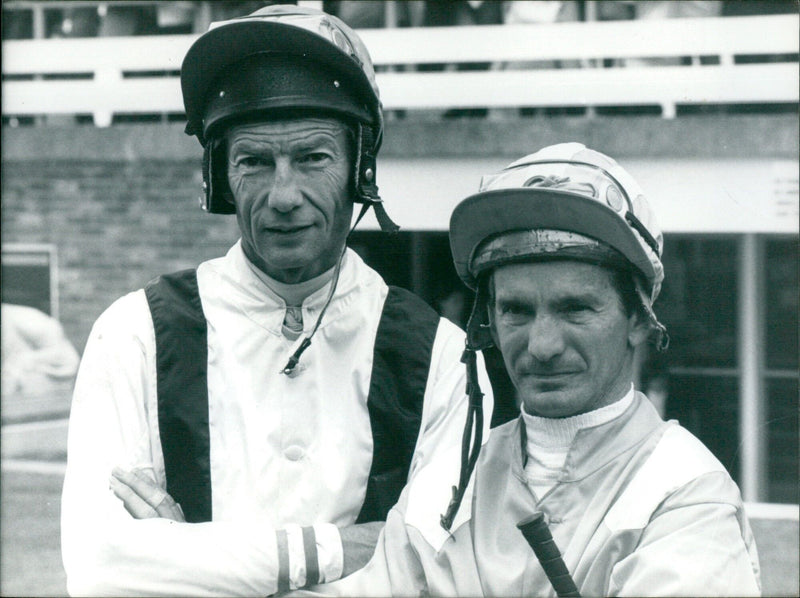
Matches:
[5,63,796,115]
[3,15,797,73]
[2,15,797,122]
[358,15,799,64]
[3,34,194,73]
[376,64,798,110]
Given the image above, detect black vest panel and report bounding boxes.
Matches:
[356,286,440,523]
[144,269,211,523]
[145,271,439,524]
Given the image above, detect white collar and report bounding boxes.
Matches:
[243,251,340,307]
[522,384,636,449]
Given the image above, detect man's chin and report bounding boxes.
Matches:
[250,252,315,280]
[520,388,580,418]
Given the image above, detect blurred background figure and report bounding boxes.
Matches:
[424,0,504,27]
[326,1,388,28]
[1,302,79,405]
[614,1,723,66]
[503,1,580,28]
[633,0,724,20]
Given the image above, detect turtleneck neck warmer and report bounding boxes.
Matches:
[245,254,341,340]
[521,385,635,498]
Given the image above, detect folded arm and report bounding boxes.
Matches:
[110,467,382,581]
[61,299,359,597]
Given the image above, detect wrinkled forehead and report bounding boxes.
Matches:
[223,116,356,153]
[225,116,352,137]
[487,258,621,301]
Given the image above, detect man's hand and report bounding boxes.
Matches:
[339,521,383,577]
[110,467,185,522]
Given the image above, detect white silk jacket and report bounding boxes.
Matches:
[61,242,493,597]
[311,393,761,597]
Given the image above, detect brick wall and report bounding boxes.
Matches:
[1,157,239,351]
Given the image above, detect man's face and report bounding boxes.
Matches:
[226,118,354,283]
[490,261,648,418]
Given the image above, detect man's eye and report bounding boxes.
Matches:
[234,156,268,168]
[562,302,593,316]
[298,152,330,164]
[497,304,531,320]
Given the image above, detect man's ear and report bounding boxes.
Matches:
[627,311,651,349]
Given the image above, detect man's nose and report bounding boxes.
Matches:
[526,315,566,363]
[267,161,304,213]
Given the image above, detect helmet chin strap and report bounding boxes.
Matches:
[440,346,485,531]
[354,123,399,234]
[366,198,399,234]
[279,192,390,377]
[634,278,669,352]
[441,279,493,531]
[279,241,346,376]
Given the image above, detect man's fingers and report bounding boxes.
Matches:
[153,490,186,522]
[112,467,165,505]
[110,467,185,521]
[109,475,160,519]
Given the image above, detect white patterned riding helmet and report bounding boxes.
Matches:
[450,142,667,349]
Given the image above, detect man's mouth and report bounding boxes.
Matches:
[523,370,580,380]
[266,224,312,234]
[522,371,579,393]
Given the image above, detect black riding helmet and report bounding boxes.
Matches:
[180,4,397,231]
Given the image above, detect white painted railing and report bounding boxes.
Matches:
[2,14,798,125]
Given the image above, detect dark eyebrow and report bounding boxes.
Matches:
[553,294,604,310]
[493,292,534,311]
[291,134,339,153]
[557,292,599,304]
[494,290,602,309]
[227,138,263,154]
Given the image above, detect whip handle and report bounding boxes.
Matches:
[517,513,581,598]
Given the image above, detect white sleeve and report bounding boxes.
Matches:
[295,488,430,598]
[609,499,761,596]
[61,293,343,597]
[409,318,494,480]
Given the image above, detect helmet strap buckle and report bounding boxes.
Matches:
[353,123,399,233]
